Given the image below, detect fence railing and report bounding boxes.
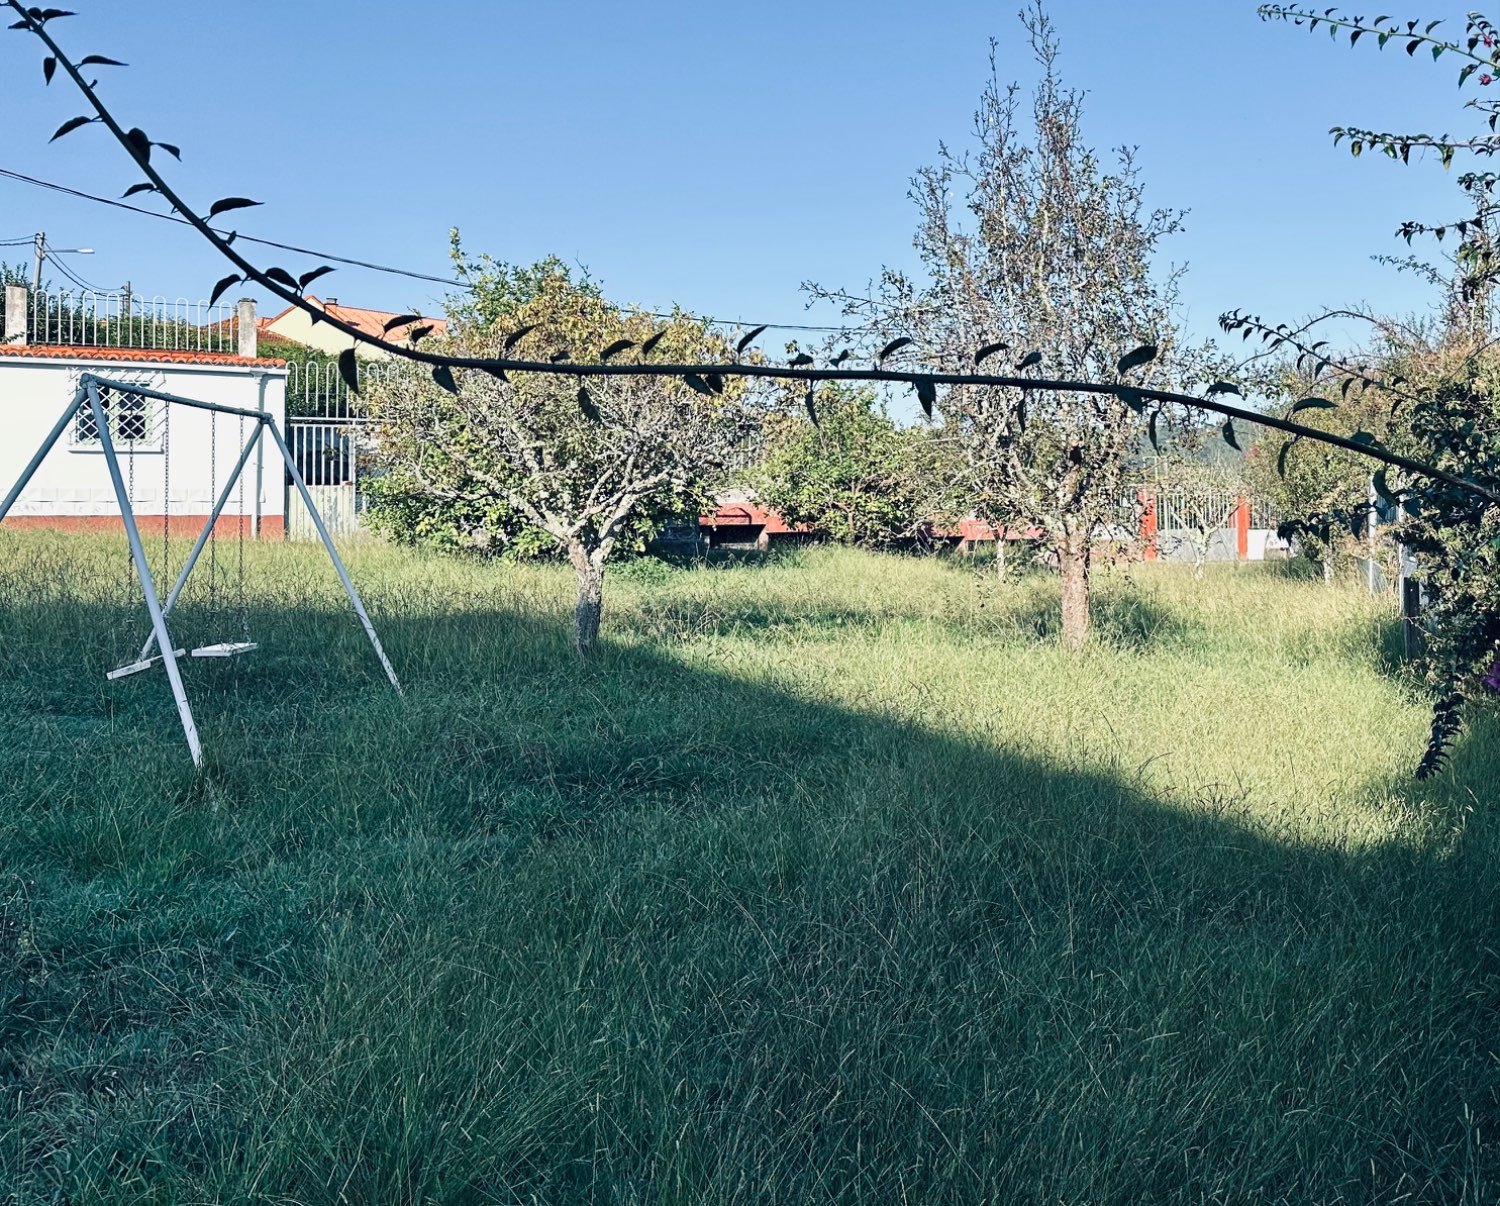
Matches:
[1135,487,1279,533]
[285,358,404,419]
[24,288,240,353]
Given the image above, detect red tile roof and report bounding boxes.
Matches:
[262,297,447,344]
[0,344,288,368]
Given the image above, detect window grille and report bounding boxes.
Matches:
[73,385,157,449]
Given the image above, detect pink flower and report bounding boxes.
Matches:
[1484,73,1495,86]
[1483,658,1500,693]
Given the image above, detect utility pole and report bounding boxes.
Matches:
[31,231,44,289]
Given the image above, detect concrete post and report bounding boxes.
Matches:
[4,284,28,344]
[236,298,257,359]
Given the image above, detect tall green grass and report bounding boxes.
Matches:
[0,534,1495,1204]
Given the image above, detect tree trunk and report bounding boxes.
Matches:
[1059,538,1091,651]
[995,535,1006,580]
[569,543,605,655]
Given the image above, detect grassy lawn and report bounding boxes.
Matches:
[1,534,1496,1204]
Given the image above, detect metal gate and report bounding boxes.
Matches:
[285,419,369,539]
[283,360,398,540]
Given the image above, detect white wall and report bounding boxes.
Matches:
[0,354,288,533]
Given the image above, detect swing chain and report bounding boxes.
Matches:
[207,408,217,612]
[237,413,250,641]
[160,397,170,593]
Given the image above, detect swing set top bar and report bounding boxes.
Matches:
[80,373,275,424]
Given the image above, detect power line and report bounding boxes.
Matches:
[0,164,853,335]
[44,249,105,293]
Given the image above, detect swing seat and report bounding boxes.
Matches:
[190,641,258,658]
[107,648,186,681]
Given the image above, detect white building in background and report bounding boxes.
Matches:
[0,344,289,538]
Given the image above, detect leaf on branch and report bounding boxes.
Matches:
[49,115,93,141]
[504,323,540,351]
[208,274,242,306]
[703,372,725,395]
[407,324,434,344]
[1277,438,1297,478]
[974,339,1009,365]
[1290,396,1337,414]
[683,373,714,396]
[78,54,125,67]
[1118,386,1145,414]
[125,127,151,164]
[42,56,54,83]
[1016,350,1042,371]
[549,351,572,363]
[208,196,262,218]
[599,338,634,361]
[877,336,914,363]
[736,324,767,355]
[831,349,852,368]
[1350,429,1380,447]
[1148,410,1161,451]
[338,348,359,395]
[1206,381,1242,397]
[1372,468,1400,506]
[1222,418,1241,450]
[1117,343,1158,374]
[121,182,156,198]
[803,387,819,426]
[481,365,509,383]
[432,365,458,395]
[788,353,815,367]
[640,329,666,357]
[264,266,299,291]
[576,384,600,422]
[914,379,936,417]
[380,313,422,333]
[35,9,76,19]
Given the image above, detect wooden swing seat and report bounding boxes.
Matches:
[190,642,258,658]
[107,648,186,681]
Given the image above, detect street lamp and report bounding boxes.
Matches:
[32,232,95,288]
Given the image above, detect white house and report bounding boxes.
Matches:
[0,344,289,538]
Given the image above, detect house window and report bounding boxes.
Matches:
[73,385,158,450]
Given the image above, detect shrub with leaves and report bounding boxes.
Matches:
[749,386,952,547]
[1257,6,1500,772]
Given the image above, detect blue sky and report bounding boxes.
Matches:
[0,2,1479,348]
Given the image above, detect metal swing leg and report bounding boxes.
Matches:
[87,382,204,767]
[0,385,89,524]
[264,417,402,694]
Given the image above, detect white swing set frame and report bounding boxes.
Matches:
[0,373,402,768]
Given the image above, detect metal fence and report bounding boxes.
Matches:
[284,357,402,419]
[283,358,406,537]
[24,288,241,352]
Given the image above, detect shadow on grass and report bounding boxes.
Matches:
[0,590,1497,1204]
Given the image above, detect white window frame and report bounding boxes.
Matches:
[70,383,163,454]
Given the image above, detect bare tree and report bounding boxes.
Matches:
[812,5,1187,649]
[365,270,757,653]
